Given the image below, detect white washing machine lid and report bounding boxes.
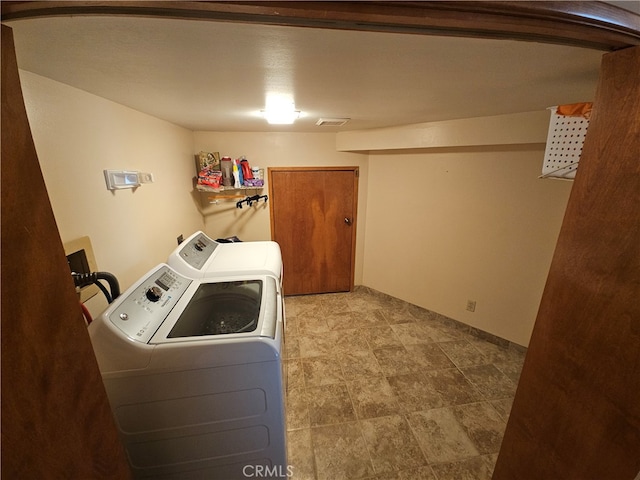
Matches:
[168,231,282,280]
[98,264,279,347]
[208,241,282,278]
[150,273,279,344]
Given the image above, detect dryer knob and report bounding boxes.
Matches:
[146,286,163,302]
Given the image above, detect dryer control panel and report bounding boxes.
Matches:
[108,265,192,343]
[176,232,218,271]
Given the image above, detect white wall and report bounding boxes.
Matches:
[336,111,550,151]
[334,113,574,347]
[20,71,204,315]
[193,132,368,285]
[19,70,571,345]
[363,146,572,346]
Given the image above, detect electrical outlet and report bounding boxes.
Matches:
[177,234,184,245]
[466,300,476,312]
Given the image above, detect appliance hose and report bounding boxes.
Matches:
[93,279,113,304]
[72,271,121,303]
[80,302,93,325]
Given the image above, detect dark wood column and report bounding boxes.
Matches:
[493,45,640,479]
[1,25,131,479]
[2,1,639,50]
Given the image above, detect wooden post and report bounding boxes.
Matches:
[1,24,132,479]
[494,45,640,479]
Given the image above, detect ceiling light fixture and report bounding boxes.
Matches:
[261,107,301,125]
[261,94,301,124]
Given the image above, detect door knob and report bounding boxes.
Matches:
[344,217,352,225]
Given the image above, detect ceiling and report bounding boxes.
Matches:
[6,14,607,132]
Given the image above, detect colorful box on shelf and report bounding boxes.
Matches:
[244,178,264,187]
[198,170,222,189]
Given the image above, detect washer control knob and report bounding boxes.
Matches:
[145,286,163,302]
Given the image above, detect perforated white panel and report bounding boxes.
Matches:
[542,107,590,180]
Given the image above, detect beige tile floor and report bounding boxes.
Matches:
[283,288,525,480]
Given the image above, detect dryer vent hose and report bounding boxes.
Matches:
[72,271,121,302]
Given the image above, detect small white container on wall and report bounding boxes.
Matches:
[104,170,154,190]
[541,105,591,180]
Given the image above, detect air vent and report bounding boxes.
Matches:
[316,118,350,127]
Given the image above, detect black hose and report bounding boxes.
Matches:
[95,271,120,299]
[72,271,120,303]
[93,279,113,304]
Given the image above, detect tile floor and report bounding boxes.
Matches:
[283,288,526,480]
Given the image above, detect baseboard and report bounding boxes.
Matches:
[354,284,527,353]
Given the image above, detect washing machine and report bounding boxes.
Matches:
[88,263,287,479]
[168,231,282,282]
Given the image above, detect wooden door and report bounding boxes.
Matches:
[269,167,358,295]
[494,46,640,479]
[1,25,131,479]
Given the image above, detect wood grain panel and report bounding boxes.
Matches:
[1,24,131,479]
[1,1,639,50]
[493,45,640,479]
[269,167,358,295]
[321,169,356,292]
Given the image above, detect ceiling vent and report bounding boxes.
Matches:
[316,118,350,127]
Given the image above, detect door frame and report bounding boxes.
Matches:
[493,46,640,479]
[1,24,132,478]
[268,166,359,293]
[3,2,637,51]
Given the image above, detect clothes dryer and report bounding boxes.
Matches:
[89,264,286,479]
[168,231,282,282]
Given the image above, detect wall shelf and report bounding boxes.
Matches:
[196,184,263,194]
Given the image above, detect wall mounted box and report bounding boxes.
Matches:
[104,170,139,190]
[104,170,154,190]
[64,236,99,302]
